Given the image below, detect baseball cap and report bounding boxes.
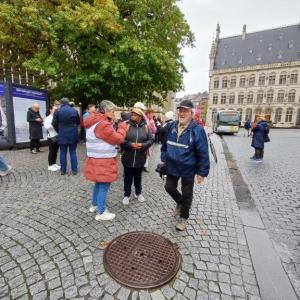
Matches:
[177,100,194,110]
[134,102,146,111]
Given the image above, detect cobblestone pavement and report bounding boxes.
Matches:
[223,129,300,298]
[0,136,262,300]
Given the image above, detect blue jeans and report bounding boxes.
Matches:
[0,155,9,172]
[92,183,111,214]
[60,144,78,174]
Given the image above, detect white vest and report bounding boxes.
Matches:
[86,122,117,158]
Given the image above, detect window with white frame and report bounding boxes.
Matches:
[279,72,287,85]
[222,77,228,88]
[267,90,274,103]
[256,91,263,104]
[275,108,282,123]
[239,76,246,87]
[288,90,296,102]
[238,92,244,104]
[230,76,236,88]
[258,74,265,86]
[249,75,255,87]
[213,78,219,89]
[277,90,285,103]
[285,108,293,122]
[290,71,298,84]
[221,94,226,104]
[229,93,235,104]
[268,73,276,85]
[247,92,254,104]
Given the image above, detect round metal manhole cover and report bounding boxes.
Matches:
[103,231,182,289]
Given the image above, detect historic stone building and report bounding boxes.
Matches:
[207,23,300,127]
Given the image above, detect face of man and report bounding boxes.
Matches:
[32,104,40,112]
[104,109,115,121]
[178,108,193,125]
[131,112,142,123]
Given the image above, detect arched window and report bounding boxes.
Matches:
[237,108,243,121]
[279,71,287,85]
[229,93,235,104]
[285,108,293,122]
[290,71,298,84]
[230,76,237,88]
[213,78,219,89]
[256,91,264,104]
[288,90,296,102]
[249,75,256,87]
[258,73,265,86]
[238,92,244,104]
[222,77,228,88]
[275,108,282,123]
[277,90,285,103]
[247,92,254,104]
[212,94,218,105]
[245,108,252,121]
[221,93,226,104]
[267,90,274,103]
[268,72,276,85]
[239,75,246,87]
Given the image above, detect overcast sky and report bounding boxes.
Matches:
[177,0,300,97]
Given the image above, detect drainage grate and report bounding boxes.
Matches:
[103,231,182,289]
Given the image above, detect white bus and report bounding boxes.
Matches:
[212,110,240,134]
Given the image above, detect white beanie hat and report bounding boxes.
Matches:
[165,111,175,121]
[134,102,146,111]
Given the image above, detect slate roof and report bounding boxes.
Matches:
[214,24,300,70]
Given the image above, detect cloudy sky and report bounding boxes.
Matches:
[177,0,300,96]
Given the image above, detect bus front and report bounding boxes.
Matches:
[216,111,240,134]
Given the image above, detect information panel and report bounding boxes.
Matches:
[12,86,47,143]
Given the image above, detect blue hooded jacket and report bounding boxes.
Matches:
[161,120,210,179]
[251,120,268,149]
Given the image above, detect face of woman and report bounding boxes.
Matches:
[50,106,57,115]
[105,109,115,120]
[131,112,142,123]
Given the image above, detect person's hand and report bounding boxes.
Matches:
[196,175,205,184]
[36,118,43,122]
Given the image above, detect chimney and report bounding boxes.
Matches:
[242,24,247,40]
[215,23,220,42]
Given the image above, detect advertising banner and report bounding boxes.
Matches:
[12,85,47,143]
[0,83,9,145]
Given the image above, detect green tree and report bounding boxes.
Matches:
[0,0,194,106]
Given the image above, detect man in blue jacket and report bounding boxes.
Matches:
[161,100,210,231]
[52,98,80,175]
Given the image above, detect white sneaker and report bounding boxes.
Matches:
[54,164,61,169]
[0,165,12,177]
[48,165,58,171]
[122,196,130,205]
[89,205,97,213]
[137,194,146,202]
[95,210,115,221]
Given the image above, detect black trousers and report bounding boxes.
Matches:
[48,138,59,165]
[255,148,264,159]
[30,139,41,151]
[123,166,143,197]
[165,175,194,219]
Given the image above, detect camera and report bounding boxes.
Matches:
[155,163,167,178]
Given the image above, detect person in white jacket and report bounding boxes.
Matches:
[44,105,60,171]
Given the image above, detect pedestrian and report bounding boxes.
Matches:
[83,100,129,221]
[44,105,60,172]
[244,119,251,137]
[160,111,175,144]
[121,107,154,205]
[143,108,156,172]
[160,100,210,231]
[52,97,80,175]
[250,115,269,162]
[154,116,162,144]
[0,155,12,177]
[83,104,96,121]
[27,103,44,154]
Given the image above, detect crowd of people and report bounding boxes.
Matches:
[0,97,212,231]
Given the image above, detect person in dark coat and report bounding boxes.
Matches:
[121,107,154,205]
[244,119,251,137]
[251,115,269,162]
[27,103,44,154]
[52,98,80,175]
[161,100,210,231]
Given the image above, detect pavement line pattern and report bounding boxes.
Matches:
[221,137,299,300]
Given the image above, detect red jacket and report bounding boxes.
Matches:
[83,113,128,183]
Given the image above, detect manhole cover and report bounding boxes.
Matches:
[103,231,181,289]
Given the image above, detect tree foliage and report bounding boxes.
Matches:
[0,0,194,106]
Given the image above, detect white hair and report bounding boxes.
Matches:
[99,100,116,112]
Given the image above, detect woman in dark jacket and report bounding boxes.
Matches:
[121,107,154,205]
[251,115,269,161]
[27,103,44,154]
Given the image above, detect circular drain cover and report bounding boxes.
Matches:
[103,231,182,289]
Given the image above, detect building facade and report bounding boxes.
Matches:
[175,91,208,114]
[207,24,300,127]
